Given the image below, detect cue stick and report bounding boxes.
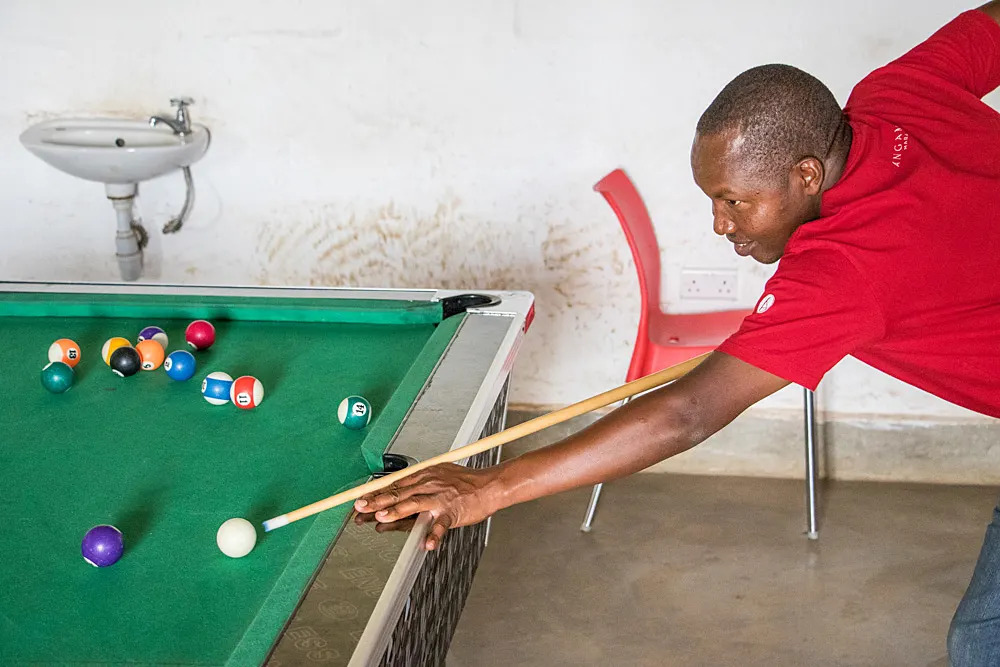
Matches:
[262,351,710,532]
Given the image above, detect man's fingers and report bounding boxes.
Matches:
[372,495,445,523]
[354,510,420,534]
[355,476,429,512]
[358,506,453,549]
[425,517,452,551]
[375,517,418,533]
[354,464,471,512]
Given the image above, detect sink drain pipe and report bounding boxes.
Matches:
[105,183,146,281]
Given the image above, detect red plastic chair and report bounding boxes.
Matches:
[581,168,820,537]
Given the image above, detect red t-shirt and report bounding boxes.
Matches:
[718,10,1000,418]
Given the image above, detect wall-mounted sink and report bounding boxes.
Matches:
[19,118,209,184]
[19,99,211,282]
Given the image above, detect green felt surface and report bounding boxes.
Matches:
[0,293,463,666]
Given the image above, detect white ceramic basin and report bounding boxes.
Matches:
[20,118,210,184]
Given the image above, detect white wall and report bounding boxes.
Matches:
[0,0,994,422]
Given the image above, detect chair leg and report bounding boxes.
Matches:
[804,387,819,540]
[580,396,633,532]
[581,483,603,532]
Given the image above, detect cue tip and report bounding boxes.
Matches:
[262,516,288,532]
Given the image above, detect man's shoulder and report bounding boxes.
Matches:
[846,10,1000,109]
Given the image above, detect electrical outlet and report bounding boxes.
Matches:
[680,268,738,300]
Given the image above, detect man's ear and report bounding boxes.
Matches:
[793,157,824,196]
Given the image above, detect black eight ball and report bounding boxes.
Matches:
[109,346,142,377]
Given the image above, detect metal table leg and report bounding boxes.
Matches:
[484,405,508,547]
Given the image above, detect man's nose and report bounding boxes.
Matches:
[712,205,735,236]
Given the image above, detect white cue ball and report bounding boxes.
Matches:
[216,518,257,558]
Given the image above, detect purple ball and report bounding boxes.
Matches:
[81,525,124,567]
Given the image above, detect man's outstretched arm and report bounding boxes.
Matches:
[355,351,790,549]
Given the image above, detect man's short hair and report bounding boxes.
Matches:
[696,64,844,186]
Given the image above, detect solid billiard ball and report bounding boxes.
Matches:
[202,371,234,405]
[101,337,131,365]
[137,325,168,349]
[230,375,264,409]
[186,320,216,351]
[41,361,74,394]
[109,346,141,377]
[135,340,165,371]
[81,525,124,567]
[216,517,257,558]
[338,395,372,430]
[48,338,81,368]
[164,350,197,381]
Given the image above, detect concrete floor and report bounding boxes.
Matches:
[447,473,998,666]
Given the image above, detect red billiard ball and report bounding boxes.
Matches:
[185,320,216,351]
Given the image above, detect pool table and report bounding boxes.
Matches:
[0,281,533,667]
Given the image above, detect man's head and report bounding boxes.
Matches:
[691,64,846,263]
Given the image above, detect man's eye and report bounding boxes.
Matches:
[726,199,741,206]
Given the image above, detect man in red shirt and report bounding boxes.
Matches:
[357,4,1000,662]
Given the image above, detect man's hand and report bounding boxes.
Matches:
[354,463,505,551]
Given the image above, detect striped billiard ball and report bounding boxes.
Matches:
[48,338,81,368]
[137,326,168,349]
[230,375,264,410]
[101,337,131,365]
[202,371,234,405]
[338,395,372,430]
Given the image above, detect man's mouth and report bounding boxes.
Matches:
[729,238,755,257]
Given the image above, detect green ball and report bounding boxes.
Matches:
[338,395,372,430]
[41,361,75,394]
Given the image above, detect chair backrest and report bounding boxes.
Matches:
[593,168,662,316]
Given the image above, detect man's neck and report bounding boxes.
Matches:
[821,118,854,193]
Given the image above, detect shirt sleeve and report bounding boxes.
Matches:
[884,10,1000,99]
[717,247,885,390]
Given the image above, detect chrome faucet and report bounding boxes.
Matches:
[149,97,194,136]
[148,97,202,235]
